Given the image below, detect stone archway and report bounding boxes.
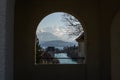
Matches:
[35,12,86,64]
[33,11,86,80]
[14,0,100,80]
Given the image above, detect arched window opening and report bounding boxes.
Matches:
[35,12,85,64]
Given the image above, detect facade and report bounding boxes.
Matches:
[76,32,85,63]
[46,47,55,57]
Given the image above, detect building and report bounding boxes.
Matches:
[46,47,55,57]
[76,32,85,63]
[0,0,120,80]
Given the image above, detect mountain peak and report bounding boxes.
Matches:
[40,40,78,48]
[37,32,61,42]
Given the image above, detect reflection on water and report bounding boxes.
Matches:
[54,53,77,64]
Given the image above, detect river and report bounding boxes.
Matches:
[54,53,77,64]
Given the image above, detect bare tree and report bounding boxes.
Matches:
[62,13,83,37]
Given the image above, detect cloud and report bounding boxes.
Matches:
[36,27,45,34]
[53,26,66,36]
[36,25,79,42]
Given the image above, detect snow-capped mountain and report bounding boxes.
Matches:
[37,32,60,42]
[40,40,78,47]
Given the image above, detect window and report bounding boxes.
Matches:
[35,12,85,64]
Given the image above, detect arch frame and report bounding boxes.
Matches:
[34,11,87,65]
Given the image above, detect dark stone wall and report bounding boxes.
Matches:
[14,0,100,80]
[0,0,119,80]
[111,10,120,80]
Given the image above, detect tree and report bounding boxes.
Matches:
[36,38,43,63]
[62,13,83,37]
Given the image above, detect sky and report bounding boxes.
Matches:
[36,12,83,42]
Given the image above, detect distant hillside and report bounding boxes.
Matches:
[37,32,60,42]
[40,40,77,48]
